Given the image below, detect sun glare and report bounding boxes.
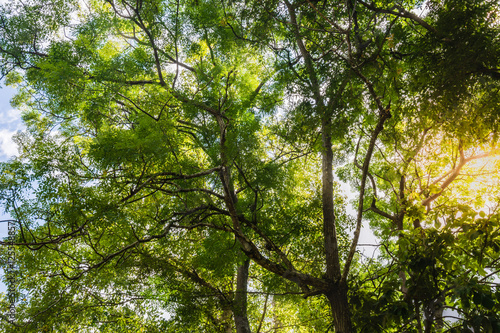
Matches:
[461,148,500,211]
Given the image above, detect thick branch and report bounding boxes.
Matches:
[285,0,323,103]
[342,108,391,282]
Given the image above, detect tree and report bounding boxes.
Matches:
[0,0,499,332]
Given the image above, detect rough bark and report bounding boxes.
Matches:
[234,259,252,333]
[326,282,354,333]
[322,117,342,283]
[285,2,354,330]
[321,98,353,333]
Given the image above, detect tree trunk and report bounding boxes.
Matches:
[322,116,354,333]
[234,259,252,333]
[326,282,354,333]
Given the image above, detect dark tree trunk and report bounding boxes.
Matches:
[234,259,252,333]
[326,282,354,333]
[322,118,354,333]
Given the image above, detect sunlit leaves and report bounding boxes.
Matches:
[1,0,500,331]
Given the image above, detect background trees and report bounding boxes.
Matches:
[0,0,499,332]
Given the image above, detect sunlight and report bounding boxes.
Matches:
[463,148,500,190]
[459,146,500,213]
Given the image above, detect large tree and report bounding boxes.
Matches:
[0,0,499,332]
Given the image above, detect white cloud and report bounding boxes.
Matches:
[3,108,21,124]
[0,106,24,160]
[0,129,19,158]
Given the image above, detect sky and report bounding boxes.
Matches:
[0,83,23,294]
[0,83,23,233]
[0,84,21,159]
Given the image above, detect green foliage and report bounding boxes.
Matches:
[0,0,500,332]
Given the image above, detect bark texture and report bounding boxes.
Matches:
[234,259,252,333]
[326,282,354,333]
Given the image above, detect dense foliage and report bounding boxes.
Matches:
[0,0,499,332]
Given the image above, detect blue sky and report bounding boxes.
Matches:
[0,83,22,294]
[0,83,22,229]
[0,84,21,160]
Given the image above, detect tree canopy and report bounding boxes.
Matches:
[0,0,500,332]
